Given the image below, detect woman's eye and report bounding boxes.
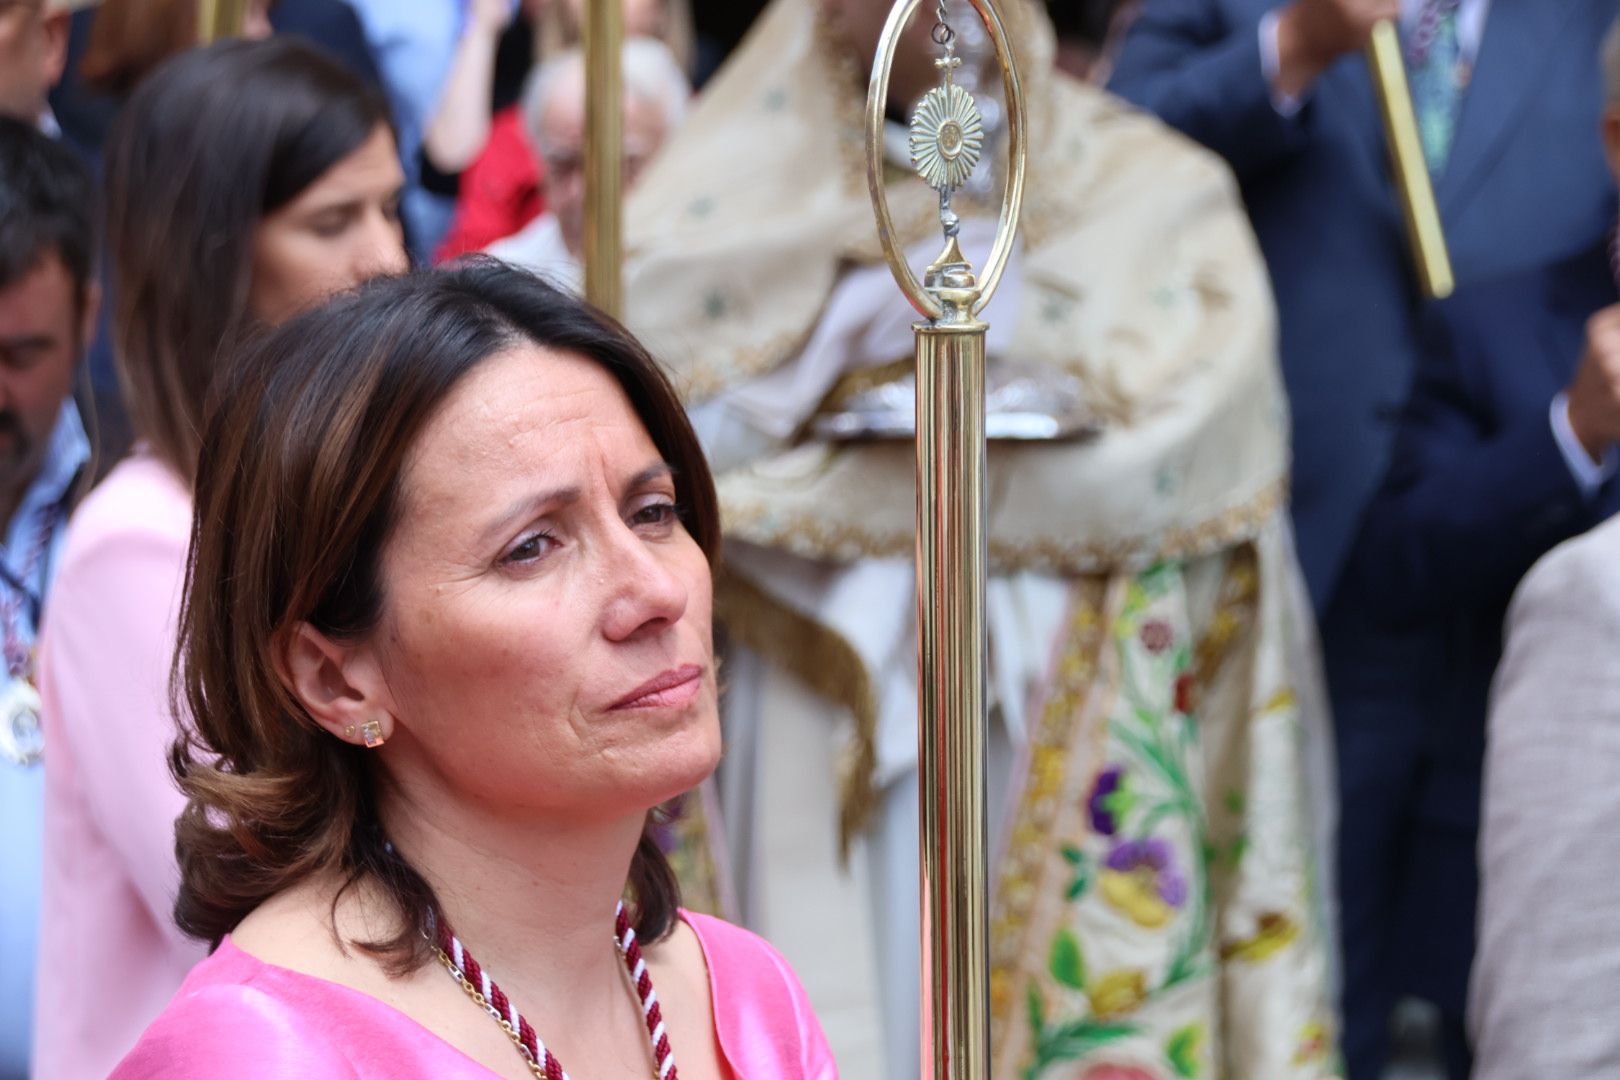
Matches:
[308,212,351,238]
[630,501,678,528]
[502,532,556,565]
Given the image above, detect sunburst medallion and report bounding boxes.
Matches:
[909,82,985,195]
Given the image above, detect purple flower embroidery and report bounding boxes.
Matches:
[1101,837,1189,924]
[1088,766,1128,836]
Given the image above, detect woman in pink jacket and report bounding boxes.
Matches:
[112,262,836,1078]
[32,37,407,1079]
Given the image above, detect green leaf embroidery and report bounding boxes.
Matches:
[1065,869,1091,902]
[1048,928,1086,991]
[1034,1020,1140,1070]
[1166,1023,1205,1078]
[1026,982,1046,1036]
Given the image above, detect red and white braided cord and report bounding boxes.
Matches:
[616,903,677,1080]
[434,901,678,1080]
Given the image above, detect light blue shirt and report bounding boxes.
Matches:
[0,400,91,1080]
[1551,390,1620,497]
[342,0,463,258]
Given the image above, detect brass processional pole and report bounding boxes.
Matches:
[583,0,624,318]
[1367,21,1454,299]
[865,2,1024,1076]
[195,0,246,43]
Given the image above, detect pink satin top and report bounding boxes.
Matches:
[112,910,837,1079]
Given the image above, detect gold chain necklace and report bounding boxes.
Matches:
[428,901,675,1080]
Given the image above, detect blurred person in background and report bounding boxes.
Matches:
[1046,0,1139,83]
[77,0,271,92]
[1109,3,1620,1075]
[1341,16,1620,1070]
[0,116,96,1080]
[47,0,381,470]
[429,0,690,262]
[342,0,682,260]
[342,0,462,257]
[0,0,71,128]
[1468,21,1620,1077]
[51,0,381,165]
[534,0,693,69]
[484,38,689,290]
[423,0,551,261]
[30,38,406,1080]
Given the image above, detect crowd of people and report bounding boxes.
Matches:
[1,0,1618,1077]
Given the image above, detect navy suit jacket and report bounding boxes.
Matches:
[1109,0,1618,610]
[271,0,383,87]
[1341,241,1620,829]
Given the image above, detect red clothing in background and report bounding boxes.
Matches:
[433,105,544,263]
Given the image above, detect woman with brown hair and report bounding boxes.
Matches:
[32,36,407,1079]
[111,261,833,1078]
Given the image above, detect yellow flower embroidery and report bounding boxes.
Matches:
[1221,912,1300,963]
[1088,969,1149,1019]
[1099,866,1176,929]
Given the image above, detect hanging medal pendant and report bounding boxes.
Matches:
[0,676,44,767]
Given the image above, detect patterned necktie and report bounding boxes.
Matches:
[1407,0,1465,174]
[1610,219,1620,291]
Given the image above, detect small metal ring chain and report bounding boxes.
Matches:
[432,945,549,1078]
[931,0,955,52]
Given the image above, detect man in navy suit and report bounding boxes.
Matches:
[1110,0,1616,612]
[1110,2,1619,1076]
[1336,239,1620,1077]
[1340,29,1620,1070]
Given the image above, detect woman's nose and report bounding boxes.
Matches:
[600,527,690,643]
[352,212,408,283]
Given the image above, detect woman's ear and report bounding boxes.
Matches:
[274,622,394,748]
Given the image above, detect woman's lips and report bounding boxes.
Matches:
[609,663,705,710]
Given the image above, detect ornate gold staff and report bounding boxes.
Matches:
[1367,20,1454,299]
[583,0,624,318]
[195,0,246,43]
[866,2,1024,1075]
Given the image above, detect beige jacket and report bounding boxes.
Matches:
[1474,512,1620,1077]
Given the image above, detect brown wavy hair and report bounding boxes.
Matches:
[170,260,719,971]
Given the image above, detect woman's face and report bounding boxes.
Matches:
[368,344,720,822]
[248,123,408,326]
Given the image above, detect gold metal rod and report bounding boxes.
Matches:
[915,322,990,1080]
[583,0,624,318]
[1366,19,1455,299]
[865,1,1023,1075]
[195,0,246,43]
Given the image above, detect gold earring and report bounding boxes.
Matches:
[359,719,385,749]
[343,724,356,739]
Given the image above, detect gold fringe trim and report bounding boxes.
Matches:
[721,476,1289,578]
[714,567,880,862]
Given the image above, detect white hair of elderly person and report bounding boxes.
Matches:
[484,36,689,292]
